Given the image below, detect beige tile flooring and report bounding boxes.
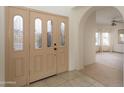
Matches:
[27,70,104,87]
[82,63,123,87]
[83,52,123,87]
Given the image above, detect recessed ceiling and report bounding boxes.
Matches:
[96,7,123,25]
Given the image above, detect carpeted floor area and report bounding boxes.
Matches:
[82,52,123,87]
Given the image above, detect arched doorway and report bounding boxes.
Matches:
[78,6,124,68]
[77,6,124,86]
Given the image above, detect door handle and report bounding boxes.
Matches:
[54,48,57,50]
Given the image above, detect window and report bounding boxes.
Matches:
[96,32,100,46]
[60,22,65,46]
[102,32,110,46]
[120,34,124,42]
[47,20,53,47]
[118,29,124,44]
[13,15,23,51]
[35,18,42,49]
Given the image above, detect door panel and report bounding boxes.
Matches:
[45,14,57,77]
[56,16,68,73]
[29,12,57,82]
[6,7,29,86]
[46,54,56,76]
[15,57,25,77]
[29,11,47,82]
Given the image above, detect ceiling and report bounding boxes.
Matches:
[96,7,123,25]
[27,6,123,25]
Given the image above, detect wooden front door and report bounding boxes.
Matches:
[29,11,47,82]
[56,16,69,73]
[45,14,57,77]
[6,7,69,86]
[29,11,57,82]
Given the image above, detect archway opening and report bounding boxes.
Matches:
[79,6,124,87]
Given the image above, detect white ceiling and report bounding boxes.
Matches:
[96,7,123,25]
[27,6,123,25]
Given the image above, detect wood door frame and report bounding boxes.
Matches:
[5,6,69,86]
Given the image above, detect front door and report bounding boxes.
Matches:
[6,7,69,86]
[56,16,69,73]
[29,11,57,82]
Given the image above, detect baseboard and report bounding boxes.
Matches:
[112,51,124,54]
[96,51,124,54]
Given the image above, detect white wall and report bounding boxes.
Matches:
[69,7,93,70]
[83,12,96,65]
[0,7,5,86]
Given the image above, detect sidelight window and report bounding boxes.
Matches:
[13,15,23,51]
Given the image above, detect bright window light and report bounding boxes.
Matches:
[120,34,124,41]
[102,32,110,46]
[96,32,100,46]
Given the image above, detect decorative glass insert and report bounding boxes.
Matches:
[60,22,65,46]
[13,15,23,51]
[47,20,53,47]
[35,18,42,49]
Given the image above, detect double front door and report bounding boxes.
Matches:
[6,7,68,86]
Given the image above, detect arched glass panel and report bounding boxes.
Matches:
[60,22,65,46]
[35,18,42,49]
[47,20,53,47]
[13,15,23,51]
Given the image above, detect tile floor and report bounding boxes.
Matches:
[96,52,123,70]
[82,63,123,87]
[27,70,104,87]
